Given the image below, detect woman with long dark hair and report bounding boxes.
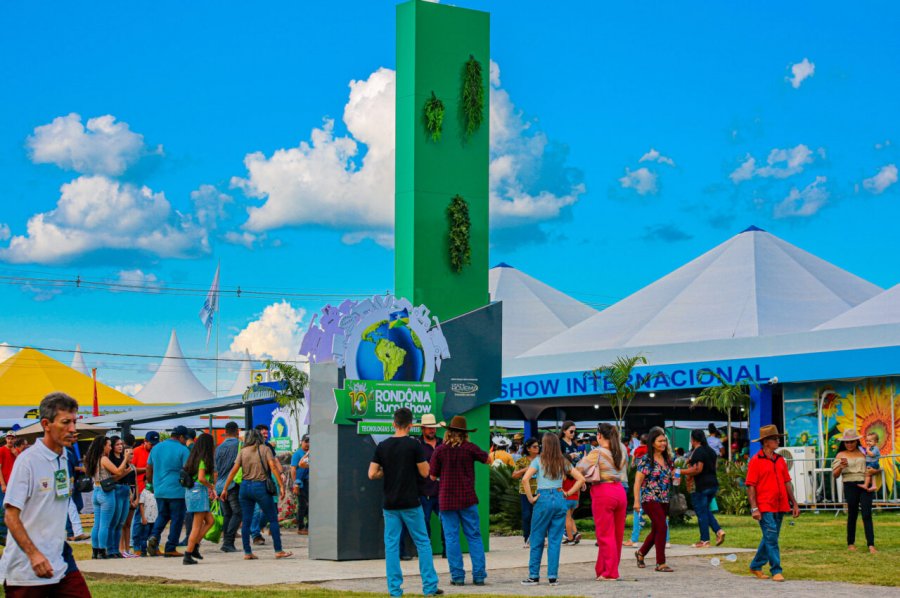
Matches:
[579,423,628,580]
[681,428,725,547]
[633,426,674,572]
[512,437,541,546]
[85,436,131,559]
[558,420,582,544]
[183,432,216,565]
[107,436,135,558]
[221,429,292,560]
[521,433,586,586]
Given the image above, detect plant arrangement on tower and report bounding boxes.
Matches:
[447,194,472,273]
[462,54,484,137]
[423,91,445,142]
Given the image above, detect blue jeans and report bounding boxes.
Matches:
[0,489,7,544]
[250,504,270,538]
[150,497,186,553]
[131,518,151,553]
[440,505,486,583]
[91,487,117,550]
[384,507,439,597]
[520,494,534,542]
[692,487,722,542]
[239,480,281,554]
[749,512,784,575]
[399,495,445,557]
[107,485,130,554]
[528,490,567,580]
[630,507,670,543]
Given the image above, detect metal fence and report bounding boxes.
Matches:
[771,453,900,510]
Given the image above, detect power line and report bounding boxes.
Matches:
[2,343,308,364]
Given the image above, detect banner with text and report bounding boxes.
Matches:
[334,380,443,432]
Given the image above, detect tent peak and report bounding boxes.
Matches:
[740,225,766,233]
[492,262,514,269]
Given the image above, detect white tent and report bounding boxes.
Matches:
[815,283,900,330]
[228,350,255,396]
[136,330,213,404]
[523,226,882,357]
[488,263,596,358]
[70,345,89,376]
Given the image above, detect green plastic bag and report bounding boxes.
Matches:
[204,499,224,543]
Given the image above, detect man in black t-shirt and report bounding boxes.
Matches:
[369,408,443,597]
[681,429,726,547]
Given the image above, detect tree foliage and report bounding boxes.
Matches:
[588,354,653,430]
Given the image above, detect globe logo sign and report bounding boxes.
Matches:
[302,294,449,384]
[356,309,426,381]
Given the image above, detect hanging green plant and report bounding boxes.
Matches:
[462,54,484,137]
[423,91,445,142]
[447,194,472,273]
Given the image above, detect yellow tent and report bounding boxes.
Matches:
[0,348,142,408]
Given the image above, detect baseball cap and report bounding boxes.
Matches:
[171,425,189,438]
[144,431,160,445]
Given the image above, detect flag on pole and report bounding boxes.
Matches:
[91,367,99,417]
[199,264,220,346]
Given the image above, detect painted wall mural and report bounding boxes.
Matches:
[784,377,900,496]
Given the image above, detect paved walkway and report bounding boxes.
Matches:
[79,534,898,597]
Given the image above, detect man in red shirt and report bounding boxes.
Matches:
[0,432,25,546]
[131,431,158,496]
[745,425,800,582]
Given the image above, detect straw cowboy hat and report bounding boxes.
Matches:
[419,414,440,428]
[440,415,477,433]
[838,429,861,442]
[752,424,786,443]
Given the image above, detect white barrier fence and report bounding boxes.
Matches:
[767,451,900,508]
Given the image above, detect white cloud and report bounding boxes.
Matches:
[230,301,307,361]
[0,342,17,362]
[223,231,262,249]
[618,167,658,195]
[231,62,584,243]
[787,58,815,89]
[114,269,161,292]
[875,140,891,150]
[341,231,394,248]
[862,164,898,195]
[0,175,208,264]
[730,155,756,183]
[26,113,158,176]
[0,224,9,241]
[639,148,675,166]
[191,185,232,230]
[774,176,829,218]
[114,383,144,397]
[730,144,818,183]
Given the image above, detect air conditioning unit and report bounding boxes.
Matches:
[775,446,816,504]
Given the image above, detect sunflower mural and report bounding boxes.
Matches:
[835,379,900,495]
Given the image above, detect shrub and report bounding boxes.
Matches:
[489,465,521,530]
[716,460,749,515]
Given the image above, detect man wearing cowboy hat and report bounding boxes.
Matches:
[430,415,490,587]
[745,424,800,582]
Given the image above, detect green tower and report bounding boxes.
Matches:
[396,0,492,548]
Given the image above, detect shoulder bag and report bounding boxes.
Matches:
[179,468,195,489]
[257,446,278,496]
[100,476,117,492]
[75,475,94,494]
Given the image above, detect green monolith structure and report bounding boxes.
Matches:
[396,0,491,550]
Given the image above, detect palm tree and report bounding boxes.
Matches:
[588,354,653,432]
[264,359,308,441]
[692,370,756,461]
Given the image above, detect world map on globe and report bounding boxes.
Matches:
[356,310,426,381]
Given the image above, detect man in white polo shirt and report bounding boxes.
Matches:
[0,392,90,597]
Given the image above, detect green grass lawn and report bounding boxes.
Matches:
[576,511,900,586]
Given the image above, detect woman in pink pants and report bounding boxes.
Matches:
[578,423,628,581]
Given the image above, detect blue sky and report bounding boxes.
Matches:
[0,1,898,395]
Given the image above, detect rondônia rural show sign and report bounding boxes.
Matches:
[300,294,450,435]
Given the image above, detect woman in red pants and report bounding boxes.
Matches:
[579,423,629,581]
[632,427,674,572]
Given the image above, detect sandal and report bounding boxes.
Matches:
[692,541,710,548]
[716,530,726,546]
[635,550,645,568]
[655,564,674,573]
[571,532,582,545]
[275,551,294,559]
[243,554,258,560]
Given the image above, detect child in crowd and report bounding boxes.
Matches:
[859,432,882,492]
[133,485,157,556]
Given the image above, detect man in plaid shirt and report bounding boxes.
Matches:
[430,415,490,586]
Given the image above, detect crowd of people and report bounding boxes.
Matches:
[0,392,885,596]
